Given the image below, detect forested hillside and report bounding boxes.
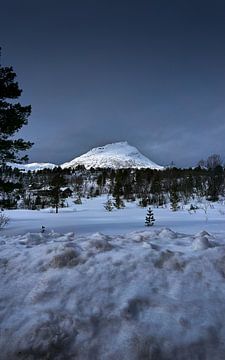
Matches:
[1,155,224,211]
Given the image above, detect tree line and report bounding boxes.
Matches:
[0,162,224,211]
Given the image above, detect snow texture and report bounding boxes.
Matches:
[1,227,225,359]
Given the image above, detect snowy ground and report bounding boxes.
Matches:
[2,195,225,237]
[1,197,225,359]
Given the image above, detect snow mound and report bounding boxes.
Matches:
[194,230,214,240]
[88,232,114,252]
[1,229,225,359]
[49,247,82,268]
[158,228,178,239]
[192,236,210,250]
[61,141,164,170]
[19,232,49,245]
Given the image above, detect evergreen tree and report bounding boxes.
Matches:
[35,195,41,207]
[207,165,223,201]
[145,207,155,226]
[49,172,66,213]
[151,176,163,207]
[113,195,125,209]
[170,188,180,211]
[0,60,32,164]
[0,56,33,208]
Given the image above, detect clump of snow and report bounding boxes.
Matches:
[192,230,216,250]
[19,232,48,245]
[158,228,178,239]
[87,232,114,252]
[192,236,210,250]
[1,228,225,359]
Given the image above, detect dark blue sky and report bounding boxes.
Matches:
[1,0,225,166]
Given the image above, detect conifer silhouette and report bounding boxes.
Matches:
[145,207,155,226]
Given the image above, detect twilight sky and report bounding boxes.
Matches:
[1,0,225,167]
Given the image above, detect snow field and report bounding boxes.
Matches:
[1,227,225,359]
[2,195,225,236]
[1,196,225,358]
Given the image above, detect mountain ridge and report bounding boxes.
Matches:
[8,142,164,171]
[61,141,163,170]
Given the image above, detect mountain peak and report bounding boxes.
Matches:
[61,142,164,170]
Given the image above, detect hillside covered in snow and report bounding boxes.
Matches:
[62,142,164,170]
[7,142,163,171]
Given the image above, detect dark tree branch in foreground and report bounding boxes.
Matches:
[0,64,33,165]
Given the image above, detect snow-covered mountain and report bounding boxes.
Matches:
[8,162,57,172]
[7,142,164,171]
[61,142,164,170]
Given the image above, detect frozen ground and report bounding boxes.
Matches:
[1,197,225,359]
[2,195,225,237]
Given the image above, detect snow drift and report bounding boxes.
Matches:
[1,228,225,359]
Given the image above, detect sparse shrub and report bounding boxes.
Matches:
[188,204,199,213]
[0,212,10,229]
[49,249,80,268]
[74,196,82,205]
[200,201,210,223]
[104,198,114,211]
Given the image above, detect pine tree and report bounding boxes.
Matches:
[113,195,125,209]
[145,207,155,226]
[170,189,180,211]
[0,58,33,165]
[49,172,66,213]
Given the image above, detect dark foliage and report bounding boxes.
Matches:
[145,207,155,226]
[0,65,33,164]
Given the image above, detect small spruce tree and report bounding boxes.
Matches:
[145,207,155,226]
[104,198,114,211]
